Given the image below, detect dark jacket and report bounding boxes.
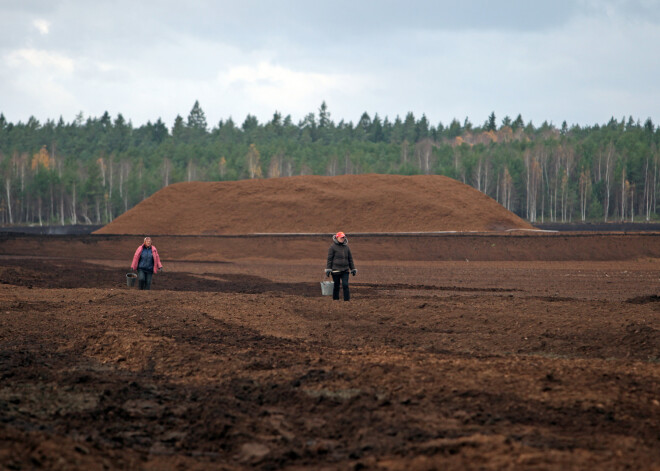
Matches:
[138,246,154,272]
[327,235,355,272]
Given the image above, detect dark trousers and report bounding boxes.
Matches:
[138,269,153,290]
[331,271,350,301]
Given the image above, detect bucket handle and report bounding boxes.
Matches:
[322,269,341,282]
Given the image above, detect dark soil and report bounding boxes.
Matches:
[1,234,659,470]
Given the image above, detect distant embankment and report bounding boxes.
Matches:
[2,221,659,237]
[0,225,103,235]
[534,222,660,232]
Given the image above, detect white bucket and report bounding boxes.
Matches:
[320,281,334,296]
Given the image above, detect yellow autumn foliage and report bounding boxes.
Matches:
[484,130,498,143]
[31,146,52,171]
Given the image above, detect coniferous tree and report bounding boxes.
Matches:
[416,114,430,141]
[318,101,331,129]
[402,112,416,143]
[357,112,371,141]
[187,100,208,132]
[512,114,524,131]
[172,115,185,140]
[485,112,497,132]
[447,119,462,138]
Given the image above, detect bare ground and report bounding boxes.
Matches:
[0,234,659,470]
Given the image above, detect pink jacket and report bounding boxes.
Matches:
[131,245,163,273]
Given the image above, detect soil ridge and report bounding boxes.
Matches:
[95,174,532,235]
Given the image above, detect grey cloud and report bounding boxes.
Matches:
[1,0,659,127]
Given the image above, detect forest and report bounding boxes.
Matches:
[0,100,658,226]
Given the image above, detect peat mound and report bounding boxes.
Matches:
[95,174,533,235]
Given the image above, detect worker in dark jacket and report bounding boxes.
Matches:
[325,231,357,301]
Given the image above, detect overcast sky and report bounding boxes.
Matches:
[1,0,659,130]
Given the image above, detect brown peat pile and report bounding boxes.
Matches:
[95,174,533,235]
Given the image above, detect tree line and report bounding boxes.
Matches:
[0,100,658,226]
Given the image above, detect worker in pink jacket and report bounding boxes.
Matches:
[130,237,163,290]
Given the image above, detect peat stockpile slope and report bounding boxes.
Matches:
[95,174,533,235]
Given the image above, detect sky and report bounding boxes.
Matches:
[1,0,659,130]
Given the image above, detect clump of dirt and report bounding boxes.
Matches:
[95,174,533,235]
[618,322,660,359]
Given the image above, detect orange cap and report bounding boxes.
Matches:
[335,232,345,238]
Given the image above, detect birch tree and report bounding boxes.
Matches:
[602,143,614,222]
[246,144,262,179]
[162,158,171,187]
[501,167,513,211]
[268,153,283,178]
[579,169,591,221]
[620,168,627,221]
[218,157,227,179]
[187,159,196,182]
[415,139,433,174]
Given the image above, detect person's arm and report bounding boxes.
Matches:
[348,247,355,271]
[131,247,141,271]
[325,246,334,276]
[326,246,334,269]
[153,247,163,271]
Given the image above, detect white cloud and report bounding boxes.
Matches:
[218,62,368,119]
[2,48,79,122]
[6,48,74,74]
[33,19,50,35]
